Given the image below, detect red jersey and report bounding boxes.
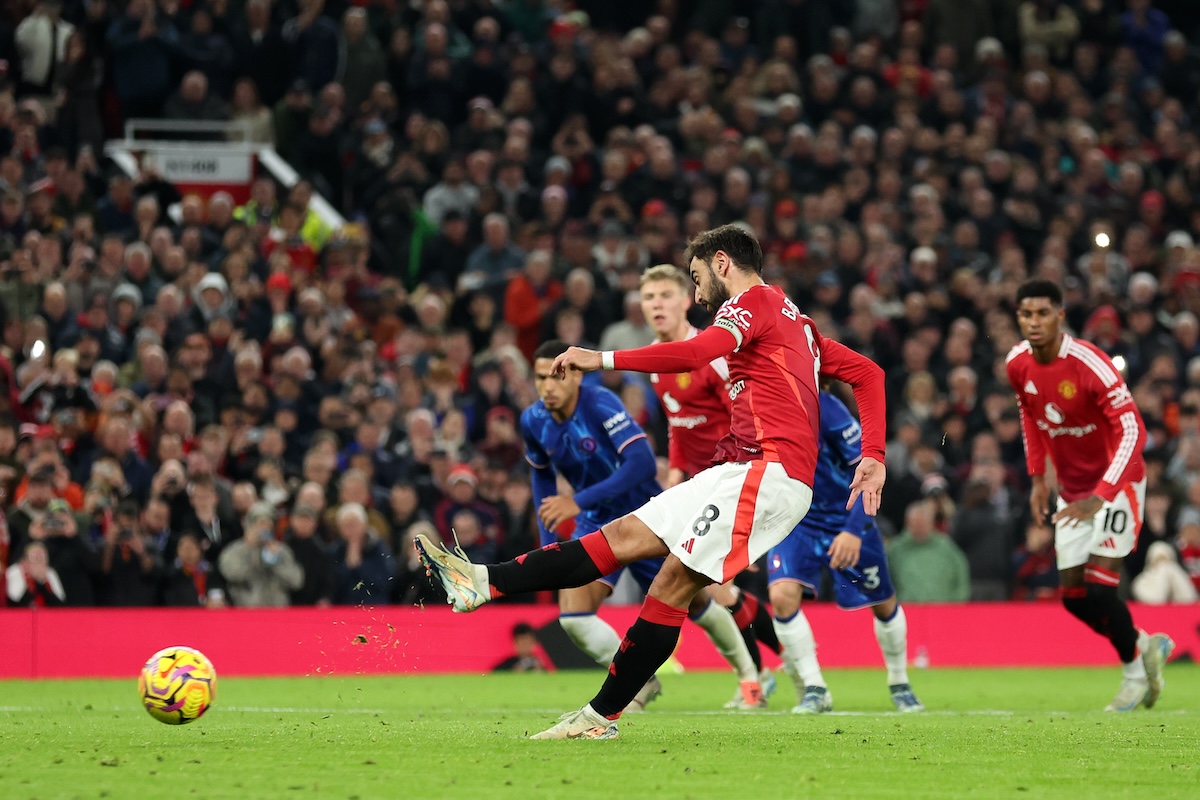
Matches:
[613,283,886,485]
[1006,334,1146,502]
[650,326,732,477]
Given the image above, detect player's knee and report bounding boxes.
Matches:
[769,584,801,620]
[648,557,710,608]
[873,594,898,620]
[603,515,667,563]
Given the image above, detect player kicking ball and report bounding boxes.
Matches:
[767,388,922,714]
[1006,279,1174,711]
[640,264,781,709]
[639,264,918,714]
[521,339,765,711]
[418,225,887,739]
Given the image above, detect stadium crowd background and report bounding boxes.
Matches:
[2,0,1200,610]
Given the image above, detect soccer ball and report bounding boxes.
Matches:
[138,646,217,725]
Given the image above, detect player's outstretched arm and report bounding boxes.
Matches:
[607,326,738,375]
[818,338,887,464]
[550,347,603,376]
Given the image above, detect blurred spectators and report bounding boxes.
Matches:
[2,0,1200,610]
[888,500,971,602]
[1131,540,1199,603]
[217,501,302,607]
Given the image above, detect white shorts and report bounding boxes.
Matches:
[632,461,814,584]
[1055,478,1145,570]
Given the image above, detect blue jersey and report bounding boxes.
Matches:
[521,383,661,538]
[769,391,889,608]
[803,392,871,536]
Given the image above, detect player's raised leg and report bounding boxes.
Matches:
[416,519,668,612]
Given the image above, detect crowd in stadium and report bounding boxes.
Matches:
[1,0,1199,609]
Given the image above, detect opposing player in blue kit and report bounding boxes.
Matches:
[522,340,765,710]
[768,389,924,714]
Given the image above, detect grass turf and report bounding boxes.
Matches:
[0,666,1196,799]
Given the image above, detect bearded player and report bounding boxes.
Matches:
[641,264,783,708]
[1007,279,1173,711]
[642,264,920,714]
[418,225,887,739]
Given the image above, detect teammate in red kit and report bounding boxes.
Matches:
[641,263,783,709]
[641,264,733,487]
[1007,279,1174,712]
[417,225,888,739]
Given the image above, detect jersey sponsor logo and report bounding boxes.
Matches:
[1106,385,1133,409]
[842,423,862,444]
[1044,402,1065,425]
[677,373,692,389]
[1024,380,1038,395]
[668,414,709,429]
[602,411,629,430]
[1035,419,1098,438]
[580,437,597,453]
[716,305,753,331]
[662,392,682,413]
[728,379,746,401]
[1058,380,1077,399]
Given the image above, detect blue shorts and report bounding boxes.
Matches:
[544,522,663,593]
[767,522,895,610]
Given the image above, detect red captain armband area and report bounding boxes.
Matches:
[613,326,738,373]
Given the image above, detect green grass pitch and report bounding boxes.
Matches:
[1,666,1196,799]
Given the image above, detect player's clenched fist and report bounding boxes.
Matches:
[551,347,603,377]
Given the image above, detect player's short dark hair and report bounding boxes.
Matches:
[533,339,570,361]
[512,622,536,637]
[1015,279,1063,307]
[685,224,763,275]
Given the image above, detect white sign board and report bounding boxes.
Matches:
[146,151,253,184]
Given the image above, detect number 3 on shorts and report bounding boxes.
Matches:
[860,565,880,590]
[692,504,720,537]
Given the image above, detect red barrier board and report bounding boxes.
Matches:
[1,603,1197,679]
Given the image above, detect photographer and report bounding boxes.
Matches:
[5,541,65,607]
[218,501,303,607]
[99,500,161,606]
[34,497,98,605]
